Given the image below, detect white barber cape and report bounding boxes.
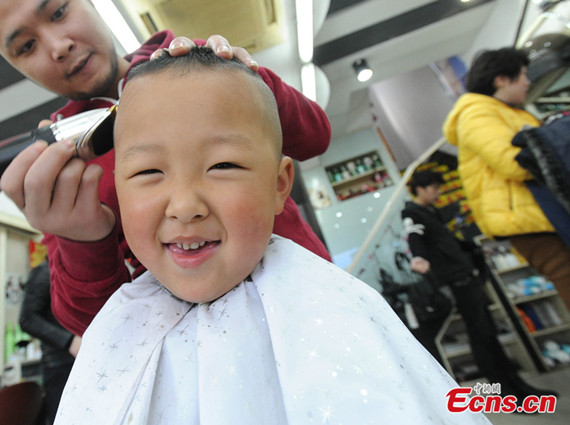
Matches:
[55,236,489,425]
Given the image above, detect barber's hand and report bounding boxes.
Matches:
[0,120,116,242]
[410,257,431,274]
[151,35,259,71]
[68,335,82,357]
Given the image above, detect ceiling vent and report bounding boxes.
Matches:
[120,0,284,53]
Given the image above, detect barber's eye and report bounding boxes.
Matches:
[18,40,35,55]
[51,4,68,21]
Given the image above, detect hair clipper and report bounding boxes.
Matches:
[0,105,117,179]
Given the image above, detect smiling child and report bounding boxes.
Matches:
[54,48,490,425]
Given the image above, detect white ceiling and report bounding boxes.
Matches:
[320,3,497,136]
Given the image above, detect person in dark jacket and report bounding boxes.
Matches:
[19,260,81,425]
[401,170,555,400]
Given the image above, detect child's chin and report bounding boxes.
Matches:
[167,283,240,305]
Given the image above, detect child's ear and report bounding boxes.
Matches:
[275,156,294,215]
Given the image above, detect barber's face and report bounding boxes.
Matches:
[0,0,128,100]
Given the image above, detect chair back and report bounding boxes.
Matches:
[0,381,43,425]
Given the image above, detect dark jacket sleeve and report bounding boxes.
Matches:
[19,262,74,351]
[401,209,430,260]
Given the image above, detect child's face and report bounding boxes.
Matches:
[114,70,293,303]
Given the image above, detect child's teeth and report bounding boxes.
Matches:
[176,242,207,251]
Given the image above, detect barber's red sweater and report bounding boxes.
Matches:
[47,31,331,336]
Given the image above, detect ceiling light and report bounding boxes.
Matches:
[352,59,373,82]
[301,63,317,101]
[296,0,314,63]
[92,0,141,53]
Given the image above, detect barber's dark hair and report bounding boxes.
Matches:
[127,46,260,82]
[409,170,444,196]
[465,47,529,96]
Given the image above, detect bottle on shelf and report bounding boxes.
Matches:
[346,161,357,176]
[333,168,343,182]
[327,170,335,183]
[373,172,384,187]
[372,154,382,169]
[4,322,15,363]
[491,246,521,270]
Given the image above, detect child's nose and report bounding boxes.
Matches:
[165,186,209,223]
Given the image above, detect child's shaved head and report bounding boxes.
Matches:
[124,47,283,158]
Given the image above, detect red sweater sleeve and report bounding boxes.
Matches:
[257,67,331,160]
[45,150,144,336]
[46,226,133,336]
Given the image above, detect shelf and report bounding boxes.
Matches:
[535,96,570,103]
[511,290,560,305]
[330,166,386,188]
[443,333,518,359]
[324,149,394,202]
[493,263,530,274]
[531,323,570,338]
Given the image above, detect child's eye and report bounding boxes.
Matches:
[51,4,68,22]
[134,169,161,176]
[210,162,241,170]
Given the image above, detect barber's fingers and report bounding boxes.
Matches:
[150,48,167,61]
[205,35,232,59]
[232,46,258,71]
[206,35,258,70]
[150,35,259,71]
[167,36,196,57]
[0,141,49,208]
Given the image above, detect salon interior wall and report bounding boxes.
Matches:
[300,0,545,269]
[368,65,457,170]
[300,126,401,269]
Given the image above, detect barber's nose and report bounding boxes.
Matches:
[165,185,209,223]
[50,37,74,62]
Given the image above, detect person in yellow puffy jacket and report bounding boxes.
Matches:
[443,47,570,309]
